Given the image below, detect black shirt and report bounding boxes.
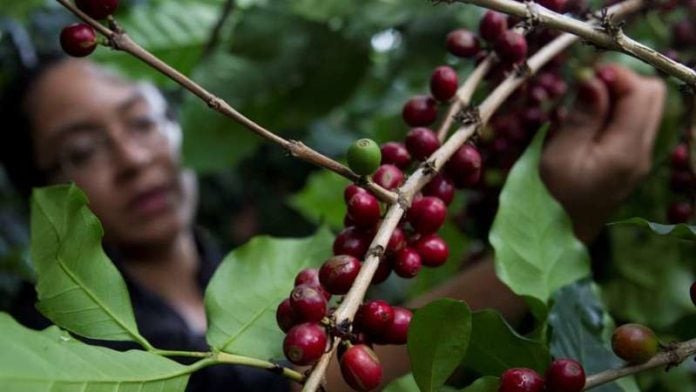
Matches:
[9,229,290,392]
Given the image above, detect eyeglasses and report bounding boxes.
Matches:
[46,111,172,178]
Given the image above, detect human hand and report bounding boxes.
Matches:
[540,64,666,243]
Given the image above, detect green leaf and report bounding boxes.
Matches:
[602,227,695,328]
[30,185,148,346]
[205,227,334,359]
[288,170,350,229]
[382,373,419,392]
[460,376,499,392]
[408,299,472,392]
[609,218,696,241]
[489,127,591,305]
[463,310,550,376]
[0,313,190,390]
[549,281,639,392]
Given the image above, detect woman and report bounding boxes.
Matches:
[2,56,289,391]
[1,55,665,391]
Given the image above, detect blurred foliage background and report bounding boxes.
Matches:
[0,0,694,389]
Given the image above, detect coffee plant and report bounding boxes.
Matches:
[0,0,695,391]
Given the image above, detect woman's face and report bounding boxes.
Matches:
[26,59,196,249]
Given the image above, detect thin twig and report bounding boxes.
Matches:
[55,0,397,204]
[437,55,494,142]
[449,0,696,88]
[584,338,696,390]
[200,0,236,61]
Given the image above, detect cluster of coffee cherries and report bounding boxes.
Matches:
[59,0,120,57]
[276,131,480,391]
[498,358,586,392]
[666,142,694,223]
[442,13,571,238]
[276,264,412,390]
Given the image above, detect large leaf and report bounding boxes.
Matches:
[460,376,499,392]
[383,373,419,392]
[549,281,639,392]
[205,227,334,359]
[0,313,190,391]
[609,218,696,241]
[463,310,550,376]
[602,226,695,328]
[30,185,147,345]
[408,299,472,392]
[489,127,591,305]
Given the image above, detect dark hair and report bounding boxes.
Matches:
[0,52,68,198]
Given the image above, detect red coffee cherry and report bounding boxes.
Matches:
[495,31,528,64]
[407,196,447,235]
[446,29,481,57]
[294,268,319,287]
[671,143,690,169]
[537,72,568,99]
[414,234,449,267]
[527,84,549,105]
[380,142,411,169]
[446,144,482,188]
[319,255,361,295]
[690,281,696,307]
[498,368,545,392]
[669,170,695,194]
[380,307,412,345]
[667,201,693,224]
[430,66,459,102]
[294,268,331,300]
[334,227,373,259]
[672,19,696,49]
[537,0,567,12]
[373,164,405,191]
[422,174,455,205]
[387,226,407,254]
[405,127,441,161]
[596,63,617,84]
[283,323,327,366]
[276,298,298,333]
[371,260,392,284]
[392,247,423,278]
[355,300,395,336]
[340,344,383,391]
[611,323,659,364]
[289,284,327,323]
[337,334,374,360]
[344,184,369,203]
[59,23,97,57]
[348,192,381,228]
[479,11,508,43]
[402,95,438,127]
[545,359,586,392]
[75,0,120,19]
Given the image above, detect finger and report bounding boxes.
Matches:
[559,74,611,141]
[600,66,666,157]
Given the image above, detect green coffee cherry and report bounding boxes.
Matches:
[611,323,659,364]
[347,138,381,176]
